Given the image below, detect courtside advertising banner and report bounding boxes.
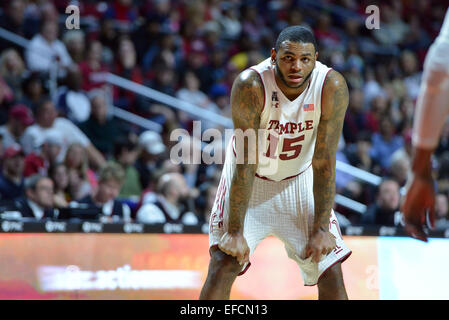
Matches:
[0,234,446,299]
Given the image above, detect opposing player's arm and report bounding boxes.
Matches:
[228,69,264,233]
[312,70,349,232]
[401,38,449,240]
[412,43,449,177]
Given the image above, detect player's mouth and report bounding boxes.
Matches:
[287,74,303,83]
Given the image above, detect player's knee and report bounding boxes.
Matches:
[317,262,347,299]
[209,247,242,278]
[318,262,344,287]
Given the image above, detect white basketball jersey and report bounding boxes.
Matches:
[438,8,449,42]
[238,57,332,181]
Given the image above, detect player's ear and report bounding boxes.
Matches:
[315,51,318,61]
[271,48,276,64]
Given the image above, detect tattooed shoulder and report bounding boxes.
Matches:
[321,70,349,122]
[231,69,265,131]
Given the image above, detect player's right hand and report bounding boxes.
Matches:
[401,174,435,242]
[304,228,336,263]
[218,232,250,266]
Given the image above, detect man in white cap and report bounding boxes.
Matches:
[23,129,63,177]
[134,130,167,191]
[21,98,105,168]
[139,130,167,155]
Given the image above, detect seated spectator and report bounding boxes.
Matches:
[23,129,62,177]
[48,163,69,208]
[142,30,178,74]
[388,152,410,187]
[55,64,91,123]
[19,71,46,112]
[361,179,402,226]
[370,117,404,172]
[345,131,378,173]
[395,97,414,133]
[209,83,231,119]
[0,104,34,150]
[137,159,185,210]
[135,130,167,191]
[0,0,38,52]
[139,63,177,126]
[38,1,59,23]
[217,2,242,41]
[241,4,268,45]
[342,88,367,144]
[176,71,221,131]
[400,50,422,100]
[25,20,73,75]
[371,4,409,47]
[77,162,131,223]
[0,49,26,100]
[64,143,97,201]
[21,98,105,168]
[137,172,198,225]
[113,36,143,109]
[79,90,125,158]
[390,129,413,164]
[0,145,25,200]
[14,174,56,220]
[315,12,343,48]
[62,30,85,64]
[97,18,119,63]
[79,41,109,92]
[113,136,141,198]
[365,95,389,133]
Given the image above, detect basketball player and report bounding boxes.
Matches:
[401,9,449,242]
[199,26,351,300]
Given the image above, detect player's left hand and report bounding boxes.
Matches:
[304,228,336,263]
[401,174,435,242]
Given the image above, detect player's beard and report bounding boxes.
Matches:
[275,60,313,89]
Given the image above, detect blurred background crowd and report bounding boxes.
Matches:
[0,0,447,229]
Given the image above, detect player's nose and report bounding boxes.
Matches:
[291,59,301,72]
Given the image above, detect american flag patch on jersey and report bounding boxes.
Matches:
[303,104,314,111]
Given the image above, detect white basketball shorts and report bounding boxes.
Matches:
[209,160,352,286]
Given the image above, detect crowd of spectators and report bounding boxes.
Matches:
[0,0,447,230]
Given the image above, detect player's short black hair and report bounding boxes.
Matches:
[275,26,317,52]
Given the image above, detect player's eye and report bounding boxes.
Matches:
[302,58,310,63]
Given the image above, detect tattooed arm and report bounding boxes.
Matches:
[228,69,263,232]
[217,69,264,264]
[313,70,349,231]
[305,70,349,262]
